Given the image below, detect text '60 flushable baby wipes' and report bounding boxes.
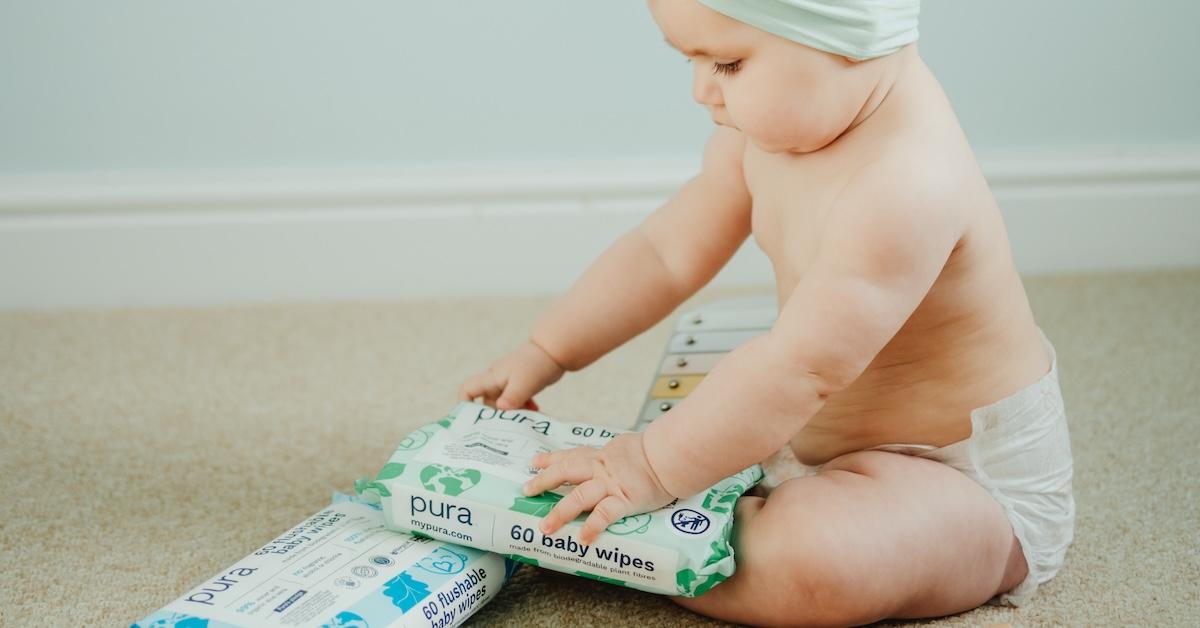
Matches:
[131,496,516,628]
[356,401,762,597]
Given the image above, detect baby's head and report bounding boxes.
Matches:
[648,0,919,153]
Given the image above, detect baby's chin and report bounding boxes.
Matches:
[740,120,849,155]
[744,133,827,155]
[721,114,841,154]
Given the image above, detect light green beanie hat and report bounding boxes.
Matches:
[698,0,920,60]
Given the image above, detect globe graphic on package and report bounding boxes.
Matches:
[419,464,482,496]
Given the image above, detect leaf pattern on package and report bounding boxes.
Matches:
[375,462,406,480]
[704,538,730,567]
[676,568,728,597]
[382,571,432,612]
[509,491,563,516]
[701,484,742,514]
[354,477,390,498]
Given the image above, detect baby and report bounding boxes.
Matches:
[459,0,1074,624]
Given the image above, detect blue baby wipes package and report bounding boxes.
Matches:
[131,495,517,628]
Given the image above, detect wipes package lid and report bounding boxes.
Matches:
[132,497,515,628]
[357,402,762,597]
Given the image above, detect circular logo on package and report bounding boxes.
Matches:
[670,508,711,535]
[334,576,361,589]
[351,565,379,578]
[370,555,394,567]
[608,513,652,535]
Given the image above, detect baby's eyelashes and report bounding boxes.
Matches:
[712,60,742,76]
[683,56,742,76]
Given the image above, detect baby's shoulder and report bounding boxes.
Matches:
[833,145,972,235]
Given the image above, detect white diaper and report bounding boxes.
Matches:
[759,329,1074,606]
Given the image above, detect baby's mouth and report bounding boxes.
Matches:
[709,109,737,129]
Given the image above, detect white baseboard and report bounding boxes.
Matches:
[2,147,1198,310]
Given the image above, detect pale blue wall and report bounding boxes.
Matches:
[2,1,1197,175]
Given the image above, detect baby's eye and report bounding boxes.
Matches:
[712,60,741,76]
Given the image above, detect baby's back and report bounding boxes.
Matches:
[740,53,1050,465]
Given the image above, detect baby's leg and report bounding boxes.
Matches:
[674,450,1028,626]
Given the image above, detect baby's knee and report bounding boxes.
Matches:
[728,488,879,621]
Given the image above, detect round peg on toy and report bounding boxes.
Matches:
[676,357,688,367]
[659,401,672,411]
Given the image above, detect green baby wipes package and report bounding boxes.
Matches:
[356,401,762,597]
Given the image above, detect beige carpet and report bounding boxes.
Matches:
[2,270,1198,627]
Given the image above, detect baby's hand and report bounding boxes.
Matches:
[458,341,565,410]
[522,433,675,545]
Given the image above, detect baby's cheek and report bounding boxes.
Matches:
[731,96,796,152]
[768,103,844,153]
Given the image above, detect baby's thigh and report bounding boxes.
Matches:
[674,450,1025,626]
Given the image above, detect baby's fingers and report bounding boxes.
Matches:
[523,455,594,497]
[496,373,538,410]
[539,479,606,536]
[531,445,589,469]
[579,496,629,545]
[458,372,503,403]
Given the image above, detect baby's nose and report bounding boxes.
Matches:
[691,65,724,107]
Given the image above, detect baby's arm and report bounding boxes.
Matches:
[529,127,751,372]
[525,161,967,543]
[643,163,966,496]
[461,128,750,411]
